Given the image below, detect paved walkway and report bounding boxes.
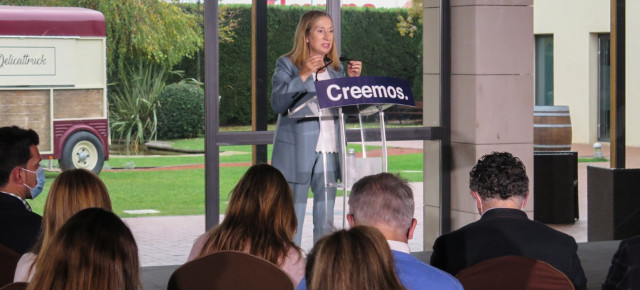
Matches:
[124,141,633,267]
[125,181,424,267]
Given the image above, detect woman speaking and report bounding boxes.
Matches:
[270,10,362,245]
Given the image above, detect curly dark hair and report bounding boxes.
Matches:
[469,152,528,200]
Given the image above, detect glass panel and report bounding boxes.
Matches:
[535,35,554,106]
[598,34,611,142]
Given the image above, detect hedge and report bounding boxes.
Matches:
[173,5,423,125]
[157,83,205,139]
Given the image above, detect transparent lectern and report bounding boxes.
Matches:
[289,76,415,228]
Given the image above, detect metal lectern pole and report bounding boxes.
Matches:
[379,105,388,172]
[339,108,348,228]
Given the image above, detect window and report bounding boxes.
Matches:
[535,35,554,106]
[598,33,611,141]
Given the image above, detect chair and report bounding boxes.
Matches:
[455,255,575,290]
[0,282,28,290]
[167,250,294,290]
[0,244,20,288]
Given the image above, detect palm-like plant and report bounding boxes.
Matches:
[109,61,180,152]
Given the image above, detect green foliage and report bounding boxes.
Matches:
[109,61,175,152]
[72,0,203,76]
[2,0,204,76]
[178,2,239,44]
[396,0,422,37]
[157,83,205,139]
[174,5,423,125]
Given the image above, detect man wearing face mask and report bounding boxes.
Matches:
[0,126,44,254]
[430,152,587,290]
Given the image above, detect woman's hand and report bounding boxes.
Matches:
[347,60,362,77]
[300,55,326,81]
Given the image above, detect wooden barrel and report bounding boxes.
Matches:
[534,106,572,151]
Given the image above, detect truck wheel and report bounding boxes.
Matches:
[59,131,105,174]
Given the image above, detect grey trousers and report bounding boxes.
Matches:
[291,152,338,245]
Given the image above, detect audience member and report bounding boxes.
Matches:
[0,126,44,254]
[304,225,405,290]
[27,207,140,290]
[603,234,640,289]
[298,173,461,289]
[430,152,587,290]
[14,169,112,282]
[187,164,304,285]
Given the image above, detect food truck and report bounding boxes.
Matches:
[0,6,108,173]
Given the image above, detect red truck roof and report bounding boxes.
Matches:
[0,6,105,37]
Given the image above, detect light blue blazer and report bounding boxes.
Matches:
[270,56,344,184]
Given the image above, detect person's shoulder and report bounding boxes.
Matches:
[285,245,304,263]
[25,211,42,227]
[276,56,293,65]
[393,250,449,274]
[0,202,42,223]
[392,250,463,289]
[524,217,578,243]
[433,222,473,243]
[620,234,640,248]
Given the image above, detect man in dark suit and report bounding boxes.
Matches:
[0,126,43,254]
[430,152,587,290]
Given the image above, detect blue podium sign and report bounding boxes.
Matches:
[315,76,415,109]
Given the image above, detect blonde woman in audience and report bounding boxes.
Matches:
[305,226,405,290]
[27,207,140,290]
[188,163,304,285]
[14,168,112,282]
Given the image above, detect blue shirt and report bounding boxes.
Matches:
[296,250,463,290]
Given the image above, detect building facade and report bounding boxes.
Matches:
[534,0,640,146]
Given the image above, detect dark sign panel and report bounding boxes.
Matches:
[315,76,415,109]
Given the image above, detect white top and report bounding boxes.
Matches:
[387,240,411,254]
[14,252,36,282]
[313,69,338,153]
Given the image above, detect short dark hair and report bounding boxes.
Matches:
[469,152,528,200]
[348,173,414,232]
[0,126,39,187]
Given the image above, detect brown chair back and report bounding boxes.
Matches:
[0,282,28,290]
[0,244,20,288]
[455,255,575,290]
[167,250,294,290]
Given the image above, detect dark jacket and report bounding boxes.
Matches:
[603,235,640,289]
[430,208,587,290]
[0,193,42,254]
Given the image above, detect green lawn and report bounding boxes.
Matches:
[33,142,423,218]
[30,167,249,218]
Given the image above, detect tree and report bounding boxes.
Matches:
[397,0,422,37]
[74,0,202,75]
[1,0,203,75]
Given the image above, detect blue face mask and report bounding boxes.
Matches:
[22,166,45,199]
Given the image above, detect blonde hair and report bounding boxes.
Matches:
[30,169,112,275]
[198,164,301,266]
[305,226,405,290]
[27,208,140,290]
[285,10,340,71]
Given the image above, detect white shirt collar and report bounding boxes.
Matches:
[387,240,410,253]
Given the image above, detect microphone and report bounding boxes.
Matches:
[315,55,333,81]
[340,55,406,78]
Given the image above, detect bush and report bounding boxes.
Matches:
[157,83,205,139]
